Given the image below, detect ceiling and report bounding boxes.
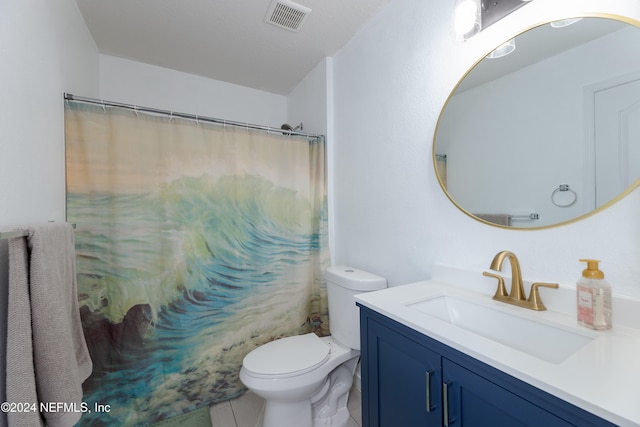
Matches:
[75,0,389,95]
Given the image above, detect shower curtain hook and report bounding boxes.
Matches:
[195,115,199,125]
[133,105,138,116]
[101,99,106,112]
[169,111,173,121]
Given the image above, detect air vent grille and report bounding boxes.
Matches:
[264,0,311,32]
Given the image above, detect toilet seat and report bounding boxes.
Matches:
[243,333,331,378]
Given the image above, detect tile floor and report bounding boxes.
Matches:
[209,386,362,427]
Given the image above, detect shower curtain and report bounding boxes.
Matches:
[64,101,329,425]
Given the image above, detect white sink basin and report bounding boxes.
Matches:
[407,295,595,364]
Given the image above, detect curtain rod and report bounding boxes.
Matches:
[64,94,324,140]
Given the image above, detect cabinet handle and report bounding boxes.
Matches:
[426,370,433,412]
[443,382,451,427]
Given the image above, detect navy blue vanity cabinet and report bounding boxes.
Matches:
[358,305,617,427]
[363,312,443,426]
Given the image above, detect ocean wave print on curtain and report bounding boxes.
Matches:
[64,101,329,426]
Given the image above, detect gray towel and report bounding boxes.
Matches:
[7,223,92,427]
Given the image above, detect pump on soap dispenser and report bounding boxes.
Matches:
[576,259,612,330]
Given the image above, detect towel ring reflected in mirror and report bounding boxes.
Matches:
[551,184,578,207]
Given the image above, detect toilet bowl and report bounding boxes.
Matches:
[239,266,387,427]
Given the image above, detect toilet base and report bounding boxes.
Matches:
[252,355,359,427]
[311,357,359,427]
[314,407,350,427]
[255,391,353,427]
[261,399,313,427]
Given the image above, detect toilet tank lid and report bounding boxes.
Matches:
[326,266,387,291]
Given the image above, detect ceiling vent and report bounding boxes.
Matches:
[264,0,311,32]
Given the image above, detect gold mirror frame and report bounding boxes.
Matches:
[433,13,640,230]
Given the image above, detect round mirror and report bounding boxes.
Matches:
[434,16,640,229]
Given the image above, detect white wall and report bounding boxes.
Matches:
[287,58,330,136]
[99,55,288,127]
[0,0,99,225]
[331,0,640,298]
[287,58,335,261]
[0,1,98,425]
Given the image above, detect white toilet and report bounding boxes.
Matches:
[239,266,387,427]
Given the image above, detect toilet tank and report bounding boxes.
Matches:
[326,266,387,350]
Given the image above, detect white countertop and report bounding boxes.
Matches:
[354,265,640,427]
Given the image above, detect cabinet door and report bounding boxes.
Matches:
[442,359,573,427]
[364,316,442,427]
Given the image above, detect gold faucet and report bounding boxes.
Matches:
[482,250,558,311]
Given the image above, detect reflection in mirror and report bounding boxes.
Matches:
[434,16,640,228]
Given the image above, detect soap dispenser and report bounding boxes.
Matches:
[577,259,612,330]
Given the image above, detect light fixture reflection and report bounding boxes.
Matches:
[550,18,583,28]
[486,38,516,59]
[454,0,481,40]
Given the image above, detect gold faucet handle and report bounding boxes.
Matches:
[483,271,508,299]
[527,282,559,311]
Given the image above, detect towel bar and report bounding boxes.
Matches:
[0,224,76,240]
